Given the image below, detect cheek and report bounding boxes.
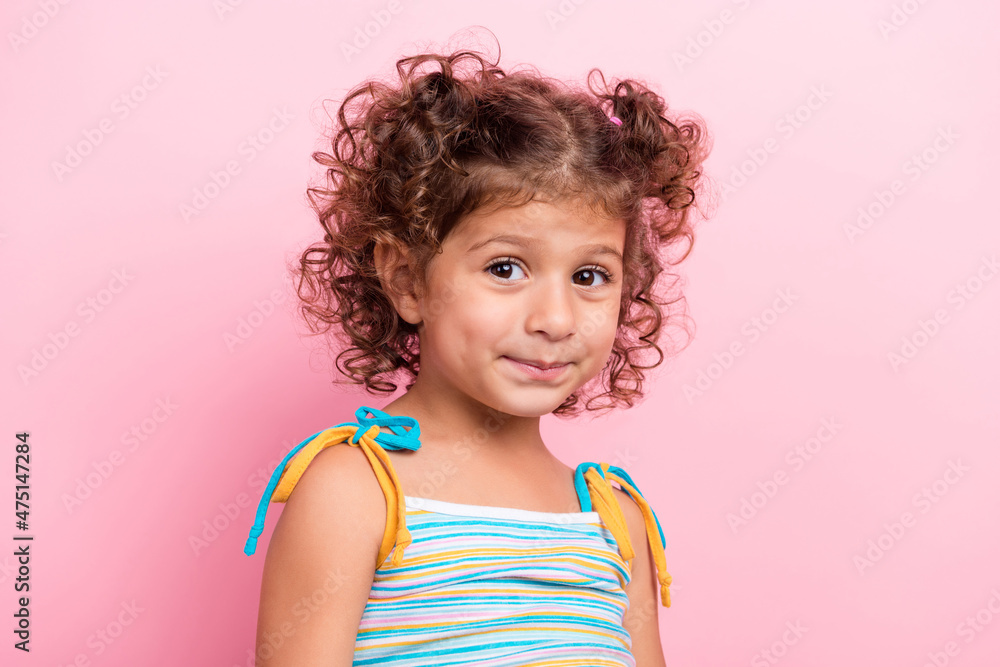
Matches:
[458,301,506,341]
[598,325,619,357]
[427,293,502,348]
[592,301,622,356]
[596,294,621,333]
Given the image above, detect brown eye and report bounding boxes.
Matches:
[575,267,611,287]
[486,259,525,282]
[491,263,514,279]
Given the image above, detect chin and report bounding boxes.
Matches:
[484,392,575,419]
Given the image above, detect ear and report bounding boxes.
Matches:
[373,241,424,326]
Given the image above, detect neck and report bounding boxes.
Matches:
[378,379,548,459]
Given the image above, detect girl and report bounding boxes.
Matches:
[244,43,710,666]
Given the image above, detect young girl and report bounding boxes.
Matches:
[244,44,710,666]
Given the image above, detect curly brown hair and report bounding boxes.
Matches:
[294,45,712,417]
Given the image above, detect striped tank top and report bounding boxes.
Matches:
[245,406,672,666]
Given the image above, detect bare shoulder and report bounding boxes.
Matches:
[612,485,667,667]
[278,442,388,539]
[255,443,387,666]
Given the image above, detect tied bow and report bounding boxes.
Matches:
[243,406,420,568]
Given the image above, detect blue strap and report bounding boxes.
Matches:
[574,461,666,549]
[243,406,421,556]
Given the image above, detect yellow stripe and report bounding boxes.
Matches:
[378,552,625,579]
[388,544,627,567]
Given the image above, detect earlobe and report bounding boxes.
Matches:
[373,242,423,326]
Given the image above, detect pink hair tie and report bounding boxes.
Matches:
[609,116,622,126]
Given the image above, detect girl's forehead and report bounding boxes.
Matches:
[451,199,626,246]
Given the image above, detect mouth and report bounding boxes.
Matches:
[503,356,570,370]
[502,356,572,381]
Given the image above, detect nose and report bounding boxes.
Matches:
[524,278,577,340]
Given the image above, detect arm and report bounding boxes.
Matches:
[615,487,667,667]
[254,444,386,666]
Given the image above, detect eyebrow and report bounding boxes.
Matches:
[467,234,623,263]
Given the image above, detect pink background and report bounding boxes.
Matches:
[3,1,999,665]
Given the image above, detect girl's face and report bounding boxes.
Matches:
[407,198,626,418]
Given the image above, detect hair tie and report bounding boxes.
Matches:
[609,116,622,126]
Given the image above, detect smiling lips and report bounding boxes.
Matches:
[504,356,569,370]
[503,356,571,381]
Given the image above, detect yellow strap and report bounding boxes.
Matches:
[584,467,635,560]
[269,423,412,568]
[584,465,672,607]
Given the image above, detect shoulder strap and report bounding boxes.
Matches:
[243,406,421,568]
[575,462,672,607]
